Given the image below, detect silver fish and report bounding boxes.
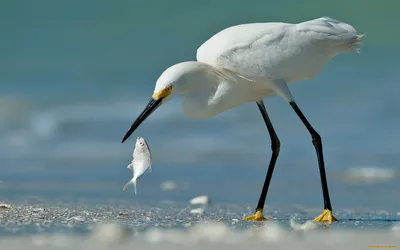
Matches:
[123,136,152,194]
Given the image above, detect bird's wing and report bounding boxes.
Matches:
[197,22,293,81]
[197,17,360,82]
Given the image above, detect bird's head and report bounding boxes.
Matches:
[121,62,199,143]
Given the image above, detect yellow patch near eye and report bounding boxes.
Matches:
[152,86,173,100]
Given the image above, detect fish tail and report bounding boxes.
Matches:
[133,178,138,195]
[123,178,134,191]
[122,181,130,191]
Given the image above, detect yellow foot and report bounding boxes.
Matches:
[312,209,338,224]
[242,210,271,221]
[123,185,128,191]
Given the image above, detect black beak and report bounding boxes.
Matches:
[121,97,163,143]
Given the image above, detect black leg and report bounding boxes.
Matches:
[254,100,280,212]
[289,101,332,210]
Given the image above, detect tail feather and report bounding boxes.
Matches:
[298,17,364,52]
[337,33,365,53]
[347,34,365,53]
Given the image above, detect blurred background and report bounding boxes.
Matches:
[0,0,399,210]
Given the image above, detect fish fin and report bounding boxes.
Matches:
[127,163,133,170]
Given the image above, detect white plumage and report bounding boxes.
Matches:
[149,17,363,119]
[121,17,363,224]
[197,17,362,83]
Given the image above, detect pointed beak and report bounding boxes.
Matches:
[121,97,163,143]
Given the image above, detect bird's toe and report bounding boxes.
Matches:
[242,210,271,221]
[312,209,338,224]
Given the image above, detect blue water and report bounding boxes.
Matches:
[0,0,399,213]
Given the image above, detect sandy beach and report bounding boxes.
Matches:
[0,202,398,250]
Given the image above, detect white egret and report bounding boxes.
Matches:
[121,17,363,224]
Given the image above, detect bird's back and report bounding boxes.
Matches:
[197,17,362,83]
[196,21,291,72]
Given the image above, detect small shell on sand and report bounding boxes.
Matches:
[190,208,204,214]
[189,195,209,205]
